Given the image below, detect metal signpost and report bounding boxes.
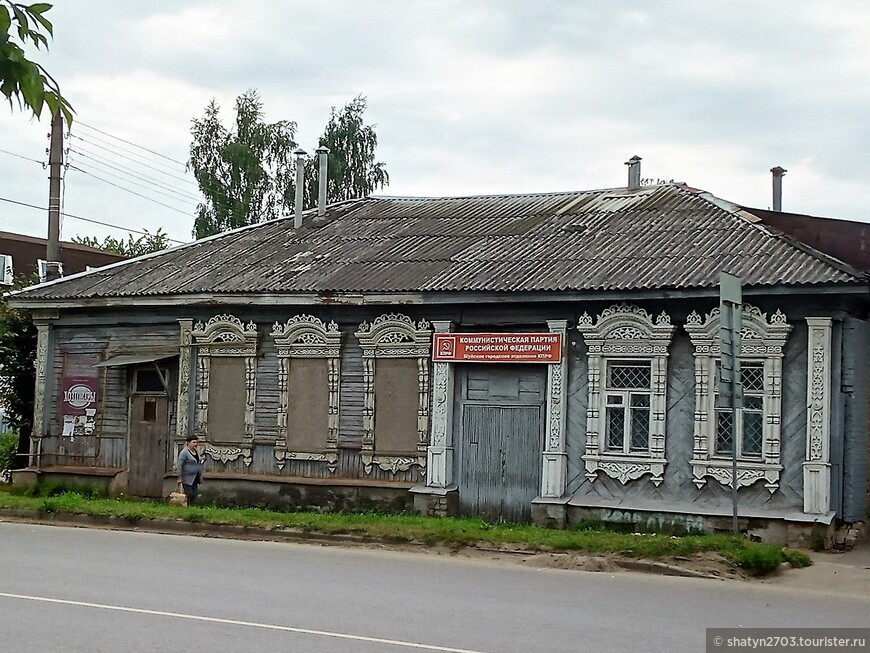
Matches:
[718,272,743,534]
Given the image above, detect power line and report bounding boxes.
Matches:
[71,134,197,187]
[68,150,201,204]
[69,147,201,201]
[67,166,193,217]
[73,129,190,178]
[0,196,186,243]
[0,148,45,166]
[77,121,188,167]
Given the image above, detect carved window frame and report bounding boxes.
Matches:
[192,314,258,466]
[684,306,792,493]
[271,315,342,473]
[355,314,432,475]
[577,304,675,486]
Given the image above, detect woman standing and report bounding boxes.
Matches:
[176,435,204,506]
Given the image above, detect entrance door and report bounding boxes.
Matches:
[456,365,546,522]
[128,368,171,497]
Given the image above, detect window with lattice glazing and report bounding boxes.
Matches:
[713,361,764,459]
[684,305,792,493]
[605,361,652,454]
[576,304,675,486]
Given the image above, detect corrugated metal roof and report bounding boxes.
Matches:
[13,184,867,303]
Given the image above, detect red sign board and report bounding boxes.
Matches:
[433,333,562,364]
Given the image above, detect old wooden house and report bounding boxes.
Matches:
[9,173,870,544]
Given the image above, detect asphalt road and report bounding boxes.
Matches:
[1,522,868,653]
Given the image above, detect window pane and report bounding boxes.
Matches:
[606,406,624,450]
[742,411,764,456]
[742,364,764,392]
[135,369,166,393]
[744,395,763,411]
[606,394,624,405]
[716,410,734,454]
[609,364,651,389]
[629,403,650,451]
[630,393,650,408]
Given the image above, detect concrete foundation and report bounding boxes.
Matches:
[12,466,123,495]
[165,473,415,513]
[410,485,459,517]
[531,496,568,528]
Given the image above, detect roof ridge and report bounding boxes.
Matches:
[369,186,638,202]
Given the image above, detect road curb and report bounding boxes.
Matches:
[0,508,722,579]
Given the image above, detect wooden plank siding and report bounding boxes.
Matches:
[842,315,870,521]
[566,326,807,513]
[42,324,179,470]
[40,300,867,518]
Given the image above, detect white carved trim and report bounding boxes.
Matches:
[541,320,568,497]
[192,313,258,458]
[31,322,50,465]
[427,321,455,487]
[362,452,426,475]
[356,314,432,475]
[577,305,675,485]
[691,459,783,492]
[271,316,342,473]
[584,456,667,486]
[803,317,832,513]
[203,443,244,464]
[175,319,193,438]
[685,305,792,493]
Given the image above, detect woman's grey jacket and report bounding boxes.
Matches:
[177,447,204,485]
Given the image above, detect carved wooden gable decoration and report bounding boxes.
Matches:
[684,305,791,493]
[192,314,259,466]
[271,315,342,472]
[355,314,432,474]
[577,304,675,486]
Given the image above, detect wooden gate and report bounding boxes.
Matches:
[456,365,546,522]
[127,368,171,497]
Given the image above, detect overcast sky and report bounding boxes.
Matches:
[2,0,869,246]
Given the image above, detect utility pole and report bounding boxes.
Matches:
[46,109,64,282]
[718,272,743,535]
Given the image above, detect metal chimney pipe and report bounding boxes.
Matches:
[316,146,329,217]
[293,147,307,229]
[625,155,642,190]
[770,166,787,212]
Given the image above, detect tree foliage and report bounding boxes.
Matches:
[0,275,37,468]
[189,92,389,238]
[303,95,389,207]
[73,228,171,258]
[0,1,73,122]
[189,90,297,239]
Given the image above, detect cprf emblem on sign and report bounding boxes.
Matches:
[438,335,456,359]
[64,384,97,409]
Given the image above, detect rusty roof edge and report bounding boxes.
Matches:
[689,188,869,283]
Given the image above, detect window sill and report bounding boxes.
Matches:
[690,458,783,493]
[583,453,666,486]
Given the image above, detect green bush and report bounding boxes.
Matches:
[733,543,786,576]
[0,432,18,479]
[782,547,813,569]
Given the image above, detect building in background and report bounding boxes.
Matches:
[0,231,125,285]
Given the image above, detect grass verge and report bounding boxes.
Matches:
[0,486,811,577]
